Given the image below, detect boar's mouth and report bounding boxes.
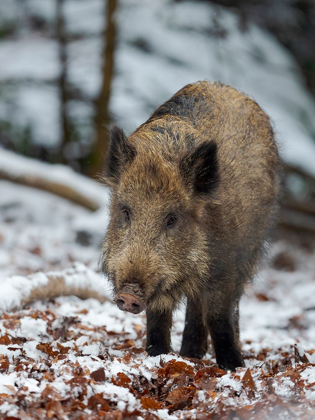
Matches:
[147,276,184,306]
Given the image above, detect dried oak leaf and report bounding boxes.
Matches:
[57,342,71,354]
[62,398,86,413]
[112,372,131,388]
[3,318,20,330]
[36,343,59,358]
[166,386,196,412]
[66,376,89,399]
[30,246,42,256]
[141,396,164,410]
[3,417,20,420]
[114,339,134,350]
[7,347,20,352]
[130,346,145,355]
[29,310,50,322]
[289,314,306,331]
[41,385,63,402]
[158,360,194,379]
[122,353,132,364]
[255,293,271,302]
[67,376,89,387]
[194,375,216,392]
[0,355,9,372]
[272,252,296,272]
[43,371,55,382]
[46,400,64,419]
[88,393,110,412]
[294,345,309,363]
[242,369,256,394]
[0,335,12,345]
[192,366,225,395]
[90,368,106,383]
[52,316,77,340]
[195,366,226,380]
[76,309,88,315]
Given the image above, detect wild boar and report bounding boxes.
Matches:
[101,81,281,371]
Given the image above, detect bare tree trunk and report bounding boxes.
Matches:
[91,0,117,177]
[56,0,71,163]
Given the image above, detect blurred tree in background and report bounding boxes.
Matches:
[0,0,314,183]
[203,0,315,96]
[0,0,117,176]
[92,0,117,176]
[0,0,315,235]
[55,0,117,176]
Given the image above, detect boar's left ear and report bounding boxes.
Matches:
[104,126,137,185]
[180,141,219,195]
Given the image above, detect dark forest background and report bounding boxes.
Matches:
[0,0,315,235]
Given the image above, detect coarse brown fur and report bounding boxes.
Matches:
[101,81,282,370]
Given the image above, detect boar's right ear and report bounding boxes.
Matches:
[180,141,219,195]
[104,126,136,185]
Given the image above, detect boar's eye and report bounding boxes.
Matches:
[122,208,130,222]
[165,214,177,229]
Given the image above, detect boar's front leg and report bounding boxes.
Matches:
[180,297,208,359]
[146,309,172,356]
[206,300,244,371]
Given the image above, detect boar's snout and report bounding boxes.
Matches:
[115,293,145,314]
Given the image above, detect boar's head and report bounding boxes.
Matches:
[101,124,219,314]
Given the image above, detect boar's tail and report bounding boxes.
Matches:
[0,263,110,314]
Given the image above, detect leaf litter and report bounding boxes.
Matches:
[0,182,315,419]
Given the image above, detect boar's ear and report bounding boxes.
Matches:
[104,126,136,185]
[180,141,219,195]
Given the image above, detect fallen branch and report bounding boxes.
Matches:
[282,196,315,217]
[279,209,315,235]
[0,168,100,211]
[0,149,108,211]
[284,163,315,185]
[0,263,110,314]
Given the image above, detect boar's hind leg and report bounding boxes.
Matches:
[206,301,244,371]
[180,297,208,359]
[146,309,172,356]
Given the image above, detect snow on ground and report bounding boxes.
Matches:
[0,171,315,418]
[0,179,106,280]
[1,0,315,174]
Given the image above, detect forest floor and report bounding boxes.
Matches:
[0,179,315,419]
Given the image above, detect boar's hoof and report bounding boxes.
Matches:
[217,353,245,372]
[115,293,144,314]
[146,344,170,357]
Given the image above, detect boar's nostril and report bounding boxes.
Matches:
[115,293,144,314]
[117,298,125,306]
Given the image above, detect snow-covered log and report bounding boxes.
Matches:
[0,263,110,315]
[0,148,108,211]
